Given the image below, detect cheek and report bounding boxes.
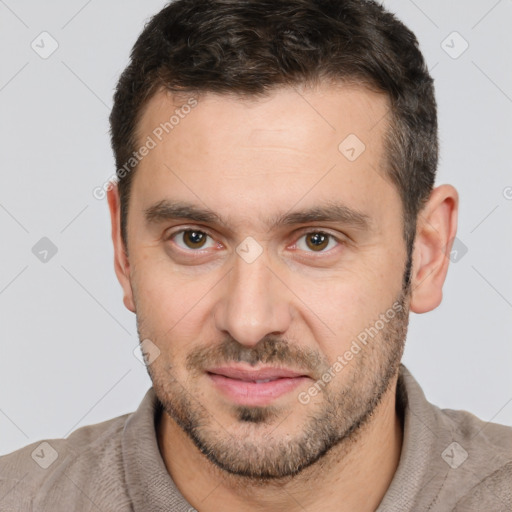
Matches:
[287,255,403,354]
[131,258,205,331]
[293,278,371,358]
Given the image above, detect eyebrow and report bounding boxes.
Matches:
[144,200,371,231]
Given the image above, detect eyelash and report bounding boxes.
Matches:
[165,227,342,256]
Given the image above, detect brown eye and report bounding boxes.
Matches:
[182,230,207,249]
[306,232,329,251]
[296,231,338,253]
[171,229,215,251]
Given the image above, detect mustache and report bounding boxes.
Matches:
[186,335,328,378]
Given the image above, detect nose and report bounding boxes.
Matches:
[213,250,292,347]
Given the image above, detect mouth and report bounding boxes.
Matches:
[206,366,311,407]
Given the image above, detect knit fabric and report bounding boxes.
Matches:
[1,365,510,511]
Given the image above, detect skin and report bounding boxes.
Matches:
[108,83,458,511]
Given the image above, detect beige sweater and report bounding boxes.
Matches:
[0,365,511,511]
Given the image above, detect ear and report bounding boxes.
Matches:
[107,182,136,313]
[409,184,459,314]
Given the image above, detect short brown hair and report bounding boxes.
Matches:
[110,0,438,266]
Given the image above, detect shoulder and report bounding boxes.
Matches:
[0,412,132,511]
[441,406,512,454]
[438,407,512,510]
[390,366,512,511]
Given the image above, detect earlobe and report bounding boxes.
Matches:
[107,183,136,313]
[409,184,459,314]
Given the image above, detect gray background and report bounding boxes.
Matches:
[1,0,511,455]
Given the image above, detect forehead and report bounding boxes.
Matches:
[131,83,397,230]
[139,83,390,153]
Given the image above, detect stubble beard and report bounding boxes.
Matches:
[139,283,410,480]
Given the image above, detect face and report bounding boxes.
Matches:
[120,84,411,478]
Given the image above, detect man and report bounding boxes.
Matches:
[1,0,510,510]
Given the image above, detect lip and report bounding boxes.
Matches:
[207,366,311,407]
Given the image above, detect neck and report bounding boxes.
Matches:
[157,378,402,512]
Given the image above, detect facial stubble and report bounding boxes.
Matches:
[139,279,410,480]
